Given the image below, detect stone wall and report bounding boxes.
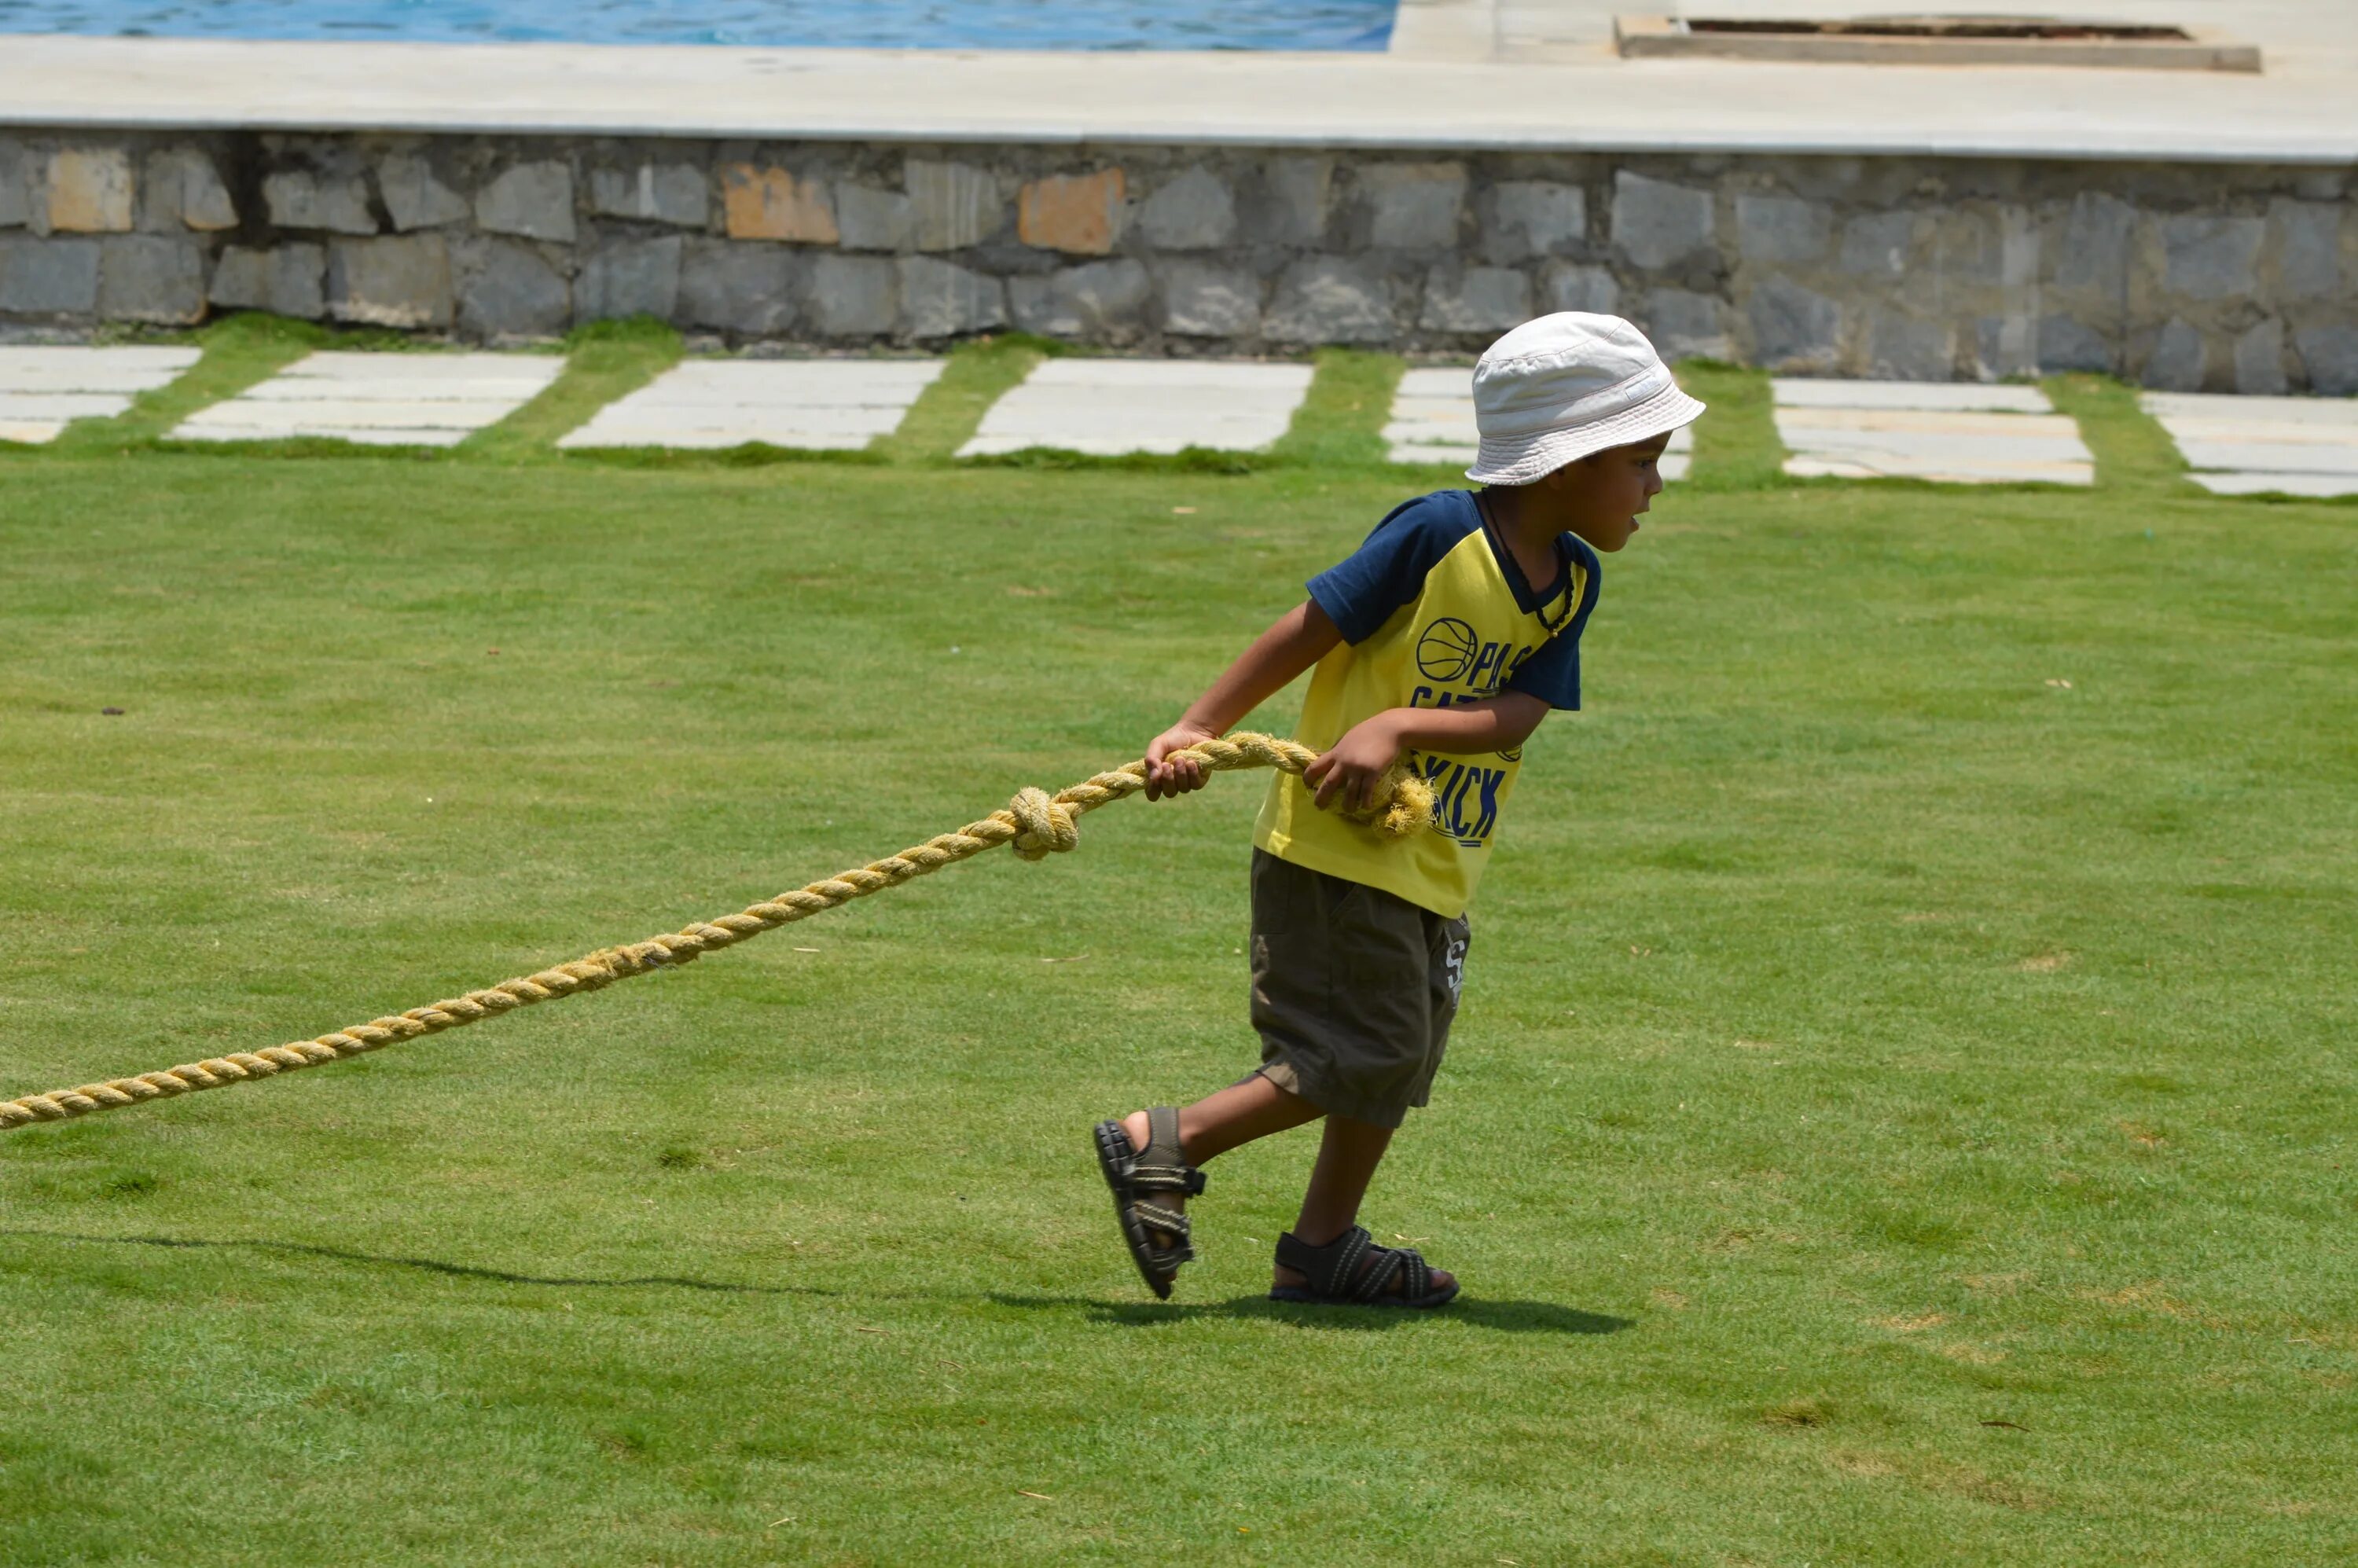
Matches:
[0,129,2352,391]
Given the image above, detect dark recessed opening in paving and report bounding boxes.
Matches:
[1694,19,2191,41]
[1614,14,2261,71]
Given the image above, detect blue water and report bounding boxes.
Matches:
[1,0,1395,50]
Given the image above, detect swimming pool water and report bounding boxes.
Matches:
[0,0,1396,50]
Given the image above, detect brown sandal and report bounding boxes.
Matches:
[1269,1225,1458,1309]
[1092,1107,1205,1300]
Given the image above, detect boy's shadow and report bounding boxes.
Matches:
[991,1291,1634,1335]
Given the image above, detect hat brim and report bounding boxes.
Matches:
[1464,380,1707,486]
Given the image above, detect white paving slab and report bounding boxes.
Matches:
[558,358,944,450]
[1770,379,2052,414]
[172,351,564,447]
[0,345,200,443]
[1383,366,1693,478]
[2190,471,2358,498]
[958,359,1313,457]
[2141,391,2358,498]
[1775,380,2093,486]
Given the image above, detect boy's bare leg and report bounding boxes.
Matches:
[1119,1071,1320,1170]
[1116,1072,1323,1243]
[1273,1114,1456,1298]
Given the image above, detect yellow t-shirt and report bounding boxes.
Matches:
[1252,490,1600,919]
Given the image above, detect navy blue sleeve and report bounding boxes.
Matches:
[1305,491,1481,644]
[1505,534,1603,711]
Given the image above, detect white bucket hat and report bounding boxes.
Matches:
[1464,312,1706,485]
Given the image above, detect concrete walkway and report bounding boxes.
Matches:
[0,346,199,443]
[172,351,561,445]
[559,358,943,450]
[1773,379,2094,486]
[2,30,2349,163]
[2143,392,2358,498]
[957,358,1313,457]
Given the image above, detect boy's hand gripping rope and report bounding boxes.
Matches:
[0,734,1434,1133]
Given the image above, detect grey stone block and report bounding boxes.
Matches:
[453,237,565,337]
[588,164,707,228]
[0,141,26,230]
[1868,310,1954,380]
[1138,168,1236,251]
[2272,199,2342,300]
[1747,277,1839,369]
[1542,261,1618,316]
[326,233,453,329]
[1482,182,1586,263]
[1641,287,1728,359]
[2054,192,2135,292]
[906,160,1001,251]
[1159,261,1261,336]
[2233,319,2288,396]
[578,234,681,321]
[2161,214,2263,300]
[1420,265,1530,332]
[1247,156,1331,246]
[380,152,470,231]
[1735,194,1830,266]
[898,255,1006,337]
[836,185,914,251]
[807,253,899,336]
[1611,172,1714,270]
[264,168,376,235]
[1007,259,1151,339]
[210,244,326,319]
[1974,316,2037,381]
[97,235,206,323]
[678,238,797,336]
[1838,211,1914,277]
[476,162,577,244]
[2142,318,2206,391]
[1361,163,1465,250]
[1265,256,1395,343]
[2294,325,2358,396]
[1933,207,2008,285]
[141,148,237,232]
[2036,314,2112,374]
[0,237,100,313]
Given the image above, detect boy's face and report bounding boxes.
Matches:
[1535,433,1673,553]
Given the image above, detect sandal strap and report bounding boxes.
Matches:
[1129,1163,1207,1195]
[1129,1200,1192,1242]
[1276,1225,1374,1298]
[1135,1106,1207,1195]
[1276,1226,1433,1303]
[1131,1200,1194,1265]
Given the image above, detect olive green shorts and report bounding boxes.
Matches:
[1247,848,1471,1129]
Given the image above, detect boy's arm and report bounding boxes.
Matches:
[1303,692,1551,814]
[1143,599,1342,800]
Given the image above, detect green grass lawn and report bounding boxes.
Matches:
[2,356,2354,1564]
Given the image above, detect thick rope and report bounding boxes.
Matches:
[0,734,1433,1134]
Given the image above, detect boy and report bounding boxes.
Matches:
[1093,313,1704,1306]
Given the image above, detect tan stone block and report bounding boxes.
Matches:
[722,165,838,244]
[1018,170,1126,256]
[46,148,134,233]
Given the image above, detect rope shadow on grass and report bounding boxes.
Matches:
[4,1228,830,1296]
[993,1292,1635,1335]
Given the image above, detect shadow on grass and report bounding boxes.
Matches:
[993,1291,1635,1335]
[5,1228,828,1296]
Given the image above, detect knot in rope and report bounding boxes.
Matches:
[1007,785,1081,861]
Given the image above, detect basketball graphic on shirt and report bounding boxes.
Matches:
[1416,616,1480,682]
